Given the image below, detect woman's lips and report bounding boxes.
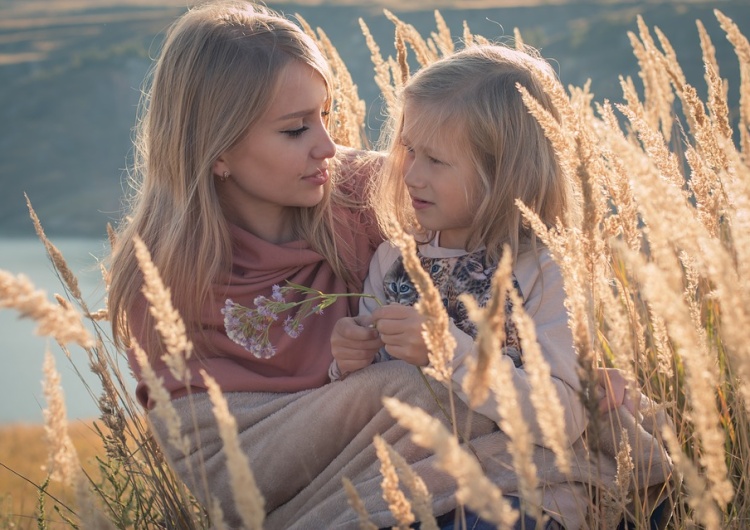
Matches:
[303,168,328,185]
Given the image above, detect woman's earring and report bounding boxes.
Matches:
[219,171,230,183]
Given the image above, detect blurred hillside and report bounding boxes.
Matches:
[0,0,747,238]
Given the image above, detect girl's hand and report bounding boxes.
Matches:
[596,367,638,416]
[331,316,383,376]
[371,303,430,367]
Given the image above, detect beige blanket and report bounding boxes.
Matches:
[149,361,673,529]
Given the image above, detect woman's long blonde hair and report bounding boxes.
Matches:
[373,44,569,263]
[108,1,351,357]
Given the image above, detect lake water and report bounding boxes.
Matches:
[0,237,136,424]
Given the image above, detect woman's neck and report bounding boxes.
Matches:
[226,206,297,244]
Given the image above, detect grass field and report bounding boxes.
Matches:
[1,1,749,529]
[0,421,105,529]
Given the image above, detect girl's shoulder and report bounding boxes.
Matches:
[514,244,563,301]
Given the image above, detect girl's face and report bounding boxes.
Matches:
[213,60,336,243]
[400,103,477,250]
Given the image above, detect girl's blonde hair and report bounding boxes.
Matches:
[108,1,352,357]
[373,44,568,263]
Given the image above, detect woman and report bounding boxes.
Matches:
[108,2,671,528]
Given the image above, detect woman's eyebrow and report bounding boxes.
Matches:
[275,108,317,121]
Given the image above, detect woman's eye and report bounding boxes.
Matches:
[428,156,444,165]
[283,126,309,138]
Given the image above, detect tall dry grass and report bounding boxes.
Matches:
[0,7,749,529]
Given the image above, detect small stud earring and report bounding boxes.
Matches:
[219,171,230,182]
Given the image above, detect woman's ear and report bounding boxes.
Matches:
[212,157,229,178]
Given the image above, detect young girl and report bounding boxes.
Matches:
[331,43,585,441]
[330,44,671,529]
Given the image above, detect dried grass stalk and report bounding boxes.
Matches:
[375,435,438,530]
[613,243,733,506]
[0,270,94,348]
[133,236,192,381]
[42,349,80,486]
[509,288,572,475]
[628,16,675,142]
[132,340,189,456]
[209,497,229,530]
[663,428,722,530]
[201,369,265,530]
[374,435,415,528]
[386,222,454,383]
[714,10,750,155]
[486,334,543,521]
[383,10,437,67]
[26,194,83,303]
[697,20,721,85]
[384,397,518,529]
[318,26,367,148]
[395,28,410,85]
[359,18,397,114]
[459,249,513,407]
[343,477,379,530]
[431,10,454,57]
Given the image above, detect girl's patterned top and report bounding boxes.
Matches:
[381,249,523,368]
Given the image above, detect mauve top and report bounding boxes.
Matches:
[127,162,382,408]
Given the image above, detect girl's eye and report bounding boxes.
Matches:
[428,156,445,165]
[283,126,309,138]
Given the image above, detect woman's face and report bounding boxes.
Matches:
[214,60,336,243]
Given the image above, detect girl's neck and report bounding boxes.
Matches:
[436,230,469,250]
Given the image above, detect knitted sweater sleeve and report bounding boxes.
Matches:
[449,247,587,447]
[328,242,397,381]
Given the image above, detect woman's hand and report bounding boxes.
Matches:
[330,315,383,376]
[371,303,430,367]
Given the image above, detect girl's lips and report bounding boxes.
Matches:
[303,168,328,185]
[411,197,432,210]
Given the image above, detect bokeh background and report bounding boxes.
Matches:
[1,0,748,423]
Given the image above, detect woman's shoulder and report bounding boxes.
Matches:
[333,147,384,199]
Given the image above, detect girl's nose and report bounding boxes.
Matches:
[403,159,424,188]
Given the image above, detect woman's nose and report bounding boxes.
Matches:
[313,127,337,160]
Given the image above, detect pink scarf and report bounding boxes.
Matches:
[128,170,381,408]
